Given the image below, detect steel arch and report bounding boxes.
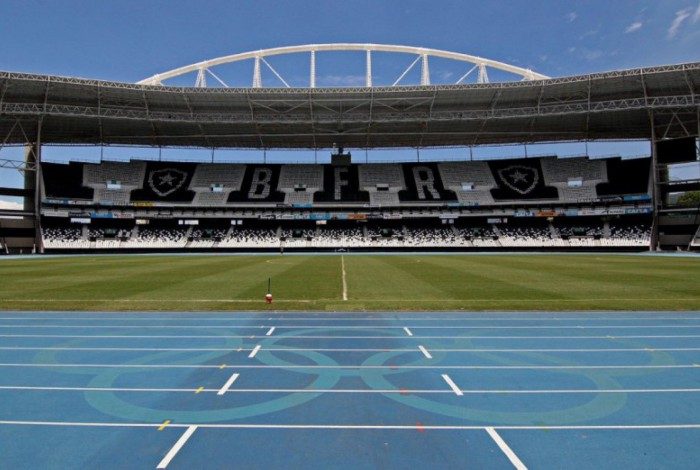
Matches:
[137,43,549,87]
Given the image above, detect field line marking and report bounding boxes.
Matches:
[158,420,171,431]
[0,299,322,303]
[486,427,527,470]
[2,420,700,430]
[442,374,463,396]
[157,425,197,469]
[248,345,261,358]
[403,327,413,336]
[217,373,240,396]
[2,316,699,322]
[418,345,433,359]
[1,298,697,303]
[341,255,348,301]
[265,327,275,336]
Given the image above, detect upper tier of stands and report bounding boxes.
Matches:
[42,156,651,207]
[358,164,406,206]
[540,157,607,203]
[438,161,496,206]
[278,165,324,205]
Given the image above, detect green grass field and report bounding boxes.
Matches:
[0,254,698,311]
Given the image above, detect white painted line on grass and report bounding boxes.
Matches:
[157,425,197,469]
[403,327,413,336]
[0,314,697,322]
[442,374,463,396]
[217,373,240,396]
[265,327,275,336]
[2,420,700,431]
[341,255,348,301]
[1,298,696,304]
[418,345,433,359]
[2,315,699,322]
[248,345,261,358]
[486,427,527,470]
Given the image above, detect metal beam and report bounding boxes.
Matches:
[137,43,551,86]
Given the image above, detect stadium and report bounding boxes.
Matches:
[0,5,699,468]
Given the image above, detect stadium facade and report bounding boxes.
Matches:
[0,45,698,253]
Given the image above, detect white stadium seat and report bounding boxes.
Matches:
[83,161,147,205]
[438,162,496,206]
[358,164,405,206]
[189,164,246,206]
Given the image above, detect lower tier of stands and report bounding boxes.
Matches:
[41,217,651,250]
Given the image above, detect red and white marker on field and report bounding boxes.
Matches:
[265,277,273,304]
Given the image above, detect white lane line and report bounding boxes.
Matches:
[403,327,413,336]
[486,427,527,470]
[248,345,261,358]
[2,420,700,430]
[0,362,698,370]
[2,324,700,330]
[4,385,700,394]
[341,255,348,301]
[418,345,433,359]
[265,327,275,336]
[2,333,700,340]
[2,346,699,353]
[217,373,240,396]
[442,374,463,396]
[157,425,197,469]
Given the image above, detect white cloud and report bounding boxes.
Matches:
[566,12,578,22]
[668,7,692,38]
[438,71,454,80]
[0,200,23,210]
[319,74,366,87]
[693,2,700,23]
[625,21,643,33]
[579,29,599,40]
[582,49,603,61]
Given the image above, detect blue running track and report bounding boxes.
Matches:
[0,311,699,469]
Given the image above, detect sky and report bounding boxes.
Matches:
[0,0,699,204]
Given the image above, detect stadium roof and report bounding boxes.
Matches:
[0,62,698,149]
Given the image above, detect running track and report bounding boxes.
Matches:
[0,311,699,469]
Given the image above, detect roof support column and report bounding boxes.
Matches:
[195,68,207,88]
[26,119,43,253]
[253,57,262,88]
[365,50,372,87]
[649,110,660,251]
[477,64,489,84]
[420,54,430,85]
[310,51,316,88]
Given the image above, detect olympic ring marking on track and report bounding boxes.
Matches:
[357,332,678,425]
